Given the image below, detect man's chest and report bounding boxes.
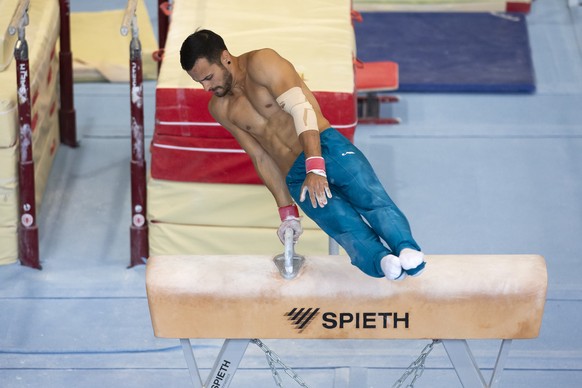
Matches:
[227,86,279,129]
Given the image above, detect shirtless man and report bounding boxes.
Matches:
[180,29,425,280]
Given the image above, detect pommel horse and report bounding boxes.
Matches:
[146,247,547,387]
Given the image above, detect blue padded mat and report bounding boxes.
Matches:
[354,12,536,93]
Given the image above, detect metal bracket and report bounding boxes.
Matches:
[8,0,30,39]
[120,0,138,37]
[357,93,401,125]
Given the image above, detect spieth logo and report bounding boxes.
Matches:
[286,307,410,332]
[285,307,320,332]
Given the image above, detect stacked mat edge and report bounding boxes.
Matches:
[147,176,338,256]
[0,0,61,265]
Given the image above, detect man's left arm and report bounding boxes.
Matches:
[248,49,332,208]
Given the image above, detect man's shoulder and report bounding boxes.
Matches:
[208,95,228,119]
[245,49,286,82]
[246,48,283,67]
[249,47,278,56]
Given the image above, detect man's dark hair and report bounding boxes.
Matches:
[180,29,227,71]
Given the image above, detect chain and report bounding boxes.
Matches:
[251,338,438,388]
[251,339,311,388]
[392,340,441,388]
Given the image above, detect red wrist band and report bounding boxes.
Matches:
[305,156,325,172]
[305,156,326,177]
[278,204,299,221]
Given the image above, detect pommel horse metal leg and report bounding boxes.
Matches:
[181,339,250,388]
[329,237,340,255]
[442,339,512,388]
[178,338,513,387]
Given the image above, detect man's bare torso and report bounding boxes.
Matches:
[209,51,329,174]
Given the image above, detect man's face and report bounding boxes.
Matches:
[187,57,233,97]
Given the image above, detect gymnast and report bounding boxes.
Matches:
[179,29,425,280]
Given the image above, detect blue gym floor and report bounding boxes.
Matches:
[1,0,581,386]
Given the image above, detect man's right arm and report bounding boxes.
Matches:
[209,102,302,243]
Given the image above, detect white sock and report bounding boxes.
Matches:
[399,248,425,270]
[381,254,404,281]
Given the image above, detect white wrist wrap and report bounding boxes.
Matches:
[276,87,318,136]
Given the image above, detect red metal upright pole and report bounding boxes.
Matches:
[13,13,40,269]
[58,0,78,147]
[127,19,149,267]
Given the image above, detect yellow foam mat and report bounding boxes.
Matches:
[0,90,59,225]
[0,225,17,265]
[0,109,59,264]
[0,50,59,183]
[0,0,59,88]
[71,0,158,82]
[0,0,59,78]
[0,0,59,148]
[0,51,58,148]
[149,222,333,257]
[0,144,17,183]
[0,72,59,264]
[151,0,354,257]
[159,0,354,93]
[0,0,60,265]
[0,100,17,147]
[0,0,19,72]
[0,31,59,234]
[148,177,320,229]
[0,175,17,227]
[0,97,17,148]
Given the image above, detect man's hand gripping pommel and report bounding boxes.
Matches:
[277,204,303,244]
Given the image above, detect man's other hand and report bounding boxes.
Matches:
[300,173,332,208]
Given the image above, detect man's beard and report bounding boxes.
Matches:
[212,70,233,97]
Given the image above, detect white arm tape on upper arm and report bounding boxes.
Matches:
[276,87,318,136]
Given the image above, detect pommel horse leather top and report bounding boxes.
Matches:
[146,254,547,340]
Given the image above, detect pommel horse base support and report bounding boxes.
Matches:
[146,254,547,387]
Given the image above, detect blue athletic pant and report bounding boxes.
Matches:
[286,128,421,278]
